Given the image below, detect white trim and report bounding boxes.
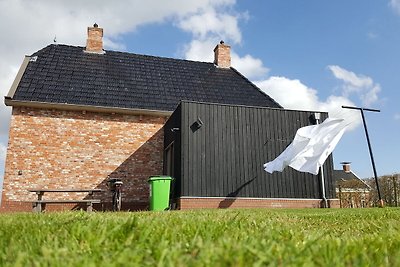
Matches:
[6,56,30,98]
[336,188,370,193]
[350,170,371,189]
[4,99,172,117]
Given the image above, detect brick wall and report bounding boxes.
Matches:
[1,107,166,212]
[178,197,340,209]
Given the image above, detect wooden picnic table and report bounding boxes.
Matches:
[28,188,102,213]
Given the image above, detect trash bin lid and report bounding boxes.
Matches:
[148,176,173,182]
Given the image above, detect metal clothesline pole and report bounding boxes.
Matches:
[319,155,327,208]
[342,105,383,207]
[313,113,328,208]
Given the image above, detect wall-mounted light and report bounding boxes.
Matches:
[190,117,204,132]
[193,117,203,128]
[18,170,22,175]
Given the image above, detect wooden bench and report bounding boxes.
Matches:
[28,189,102,213]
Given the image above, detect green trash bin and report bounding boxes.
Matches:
[148,176,173,211]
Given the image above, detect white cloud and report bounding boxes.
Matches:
[231,53,269,79]
[177,3,268,79]
[0,143,6,163]
[256,77,319,110]
[178,8,242,44]
[183,39,216,62]
[0,141,6,183]
[389,0,400,14]
[0,65,16,135]
[327,65,381,107]
[328,65,373,90]
[255,76,361,130]
[360,84,381,107]
[395,113,400,120]
[254,66,382,131]
[103,37,127,51]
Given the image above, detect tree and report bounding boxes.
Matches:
[366,173,399,207]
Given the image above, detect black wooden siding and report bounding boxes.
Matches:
[163,104,182,199]
[164,101,335,199]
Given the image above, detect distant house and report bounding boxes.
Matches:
[1,24,338,212]
[333,163,371,208]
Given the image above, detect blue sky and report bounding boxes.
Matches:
[0,0,399,186]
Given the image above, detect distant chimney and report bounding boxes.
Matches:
[213,40,231,68]
[85,23,104,54]
[341,162,351,173]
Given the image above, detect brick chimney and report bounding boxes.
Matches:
[85,23,104,54]
[213,41,231,68]
[341,162,351,173]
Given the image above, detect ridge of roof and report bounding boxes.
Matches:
[33,44,216,66]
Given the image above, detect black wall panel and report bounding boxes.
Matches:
[164,101,335,199]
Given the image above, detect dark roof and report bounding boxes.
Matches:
[333,170,359,181]
[10,44,281,112]
[333,170,370,188]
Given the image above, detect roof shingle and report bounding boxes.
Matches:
[11,44,282,111]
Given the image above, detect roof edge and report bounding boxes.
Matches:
[229,67,283,109]
[6,56,31,98]
[349,170,372,189]
[4,99,172,117]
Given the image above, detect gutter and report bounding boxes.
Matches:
[4,99,172,117]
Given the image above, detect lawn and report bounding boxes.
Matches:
[0,208,399,266]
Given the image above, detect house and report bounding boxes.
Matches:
[333,162,371,208]
[1,24,338,212]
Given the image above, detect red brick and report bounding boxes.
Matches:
[1,107,166,212]
[177,197,340,209]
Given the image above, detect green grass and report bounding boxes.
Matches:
[0,208,399,266]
